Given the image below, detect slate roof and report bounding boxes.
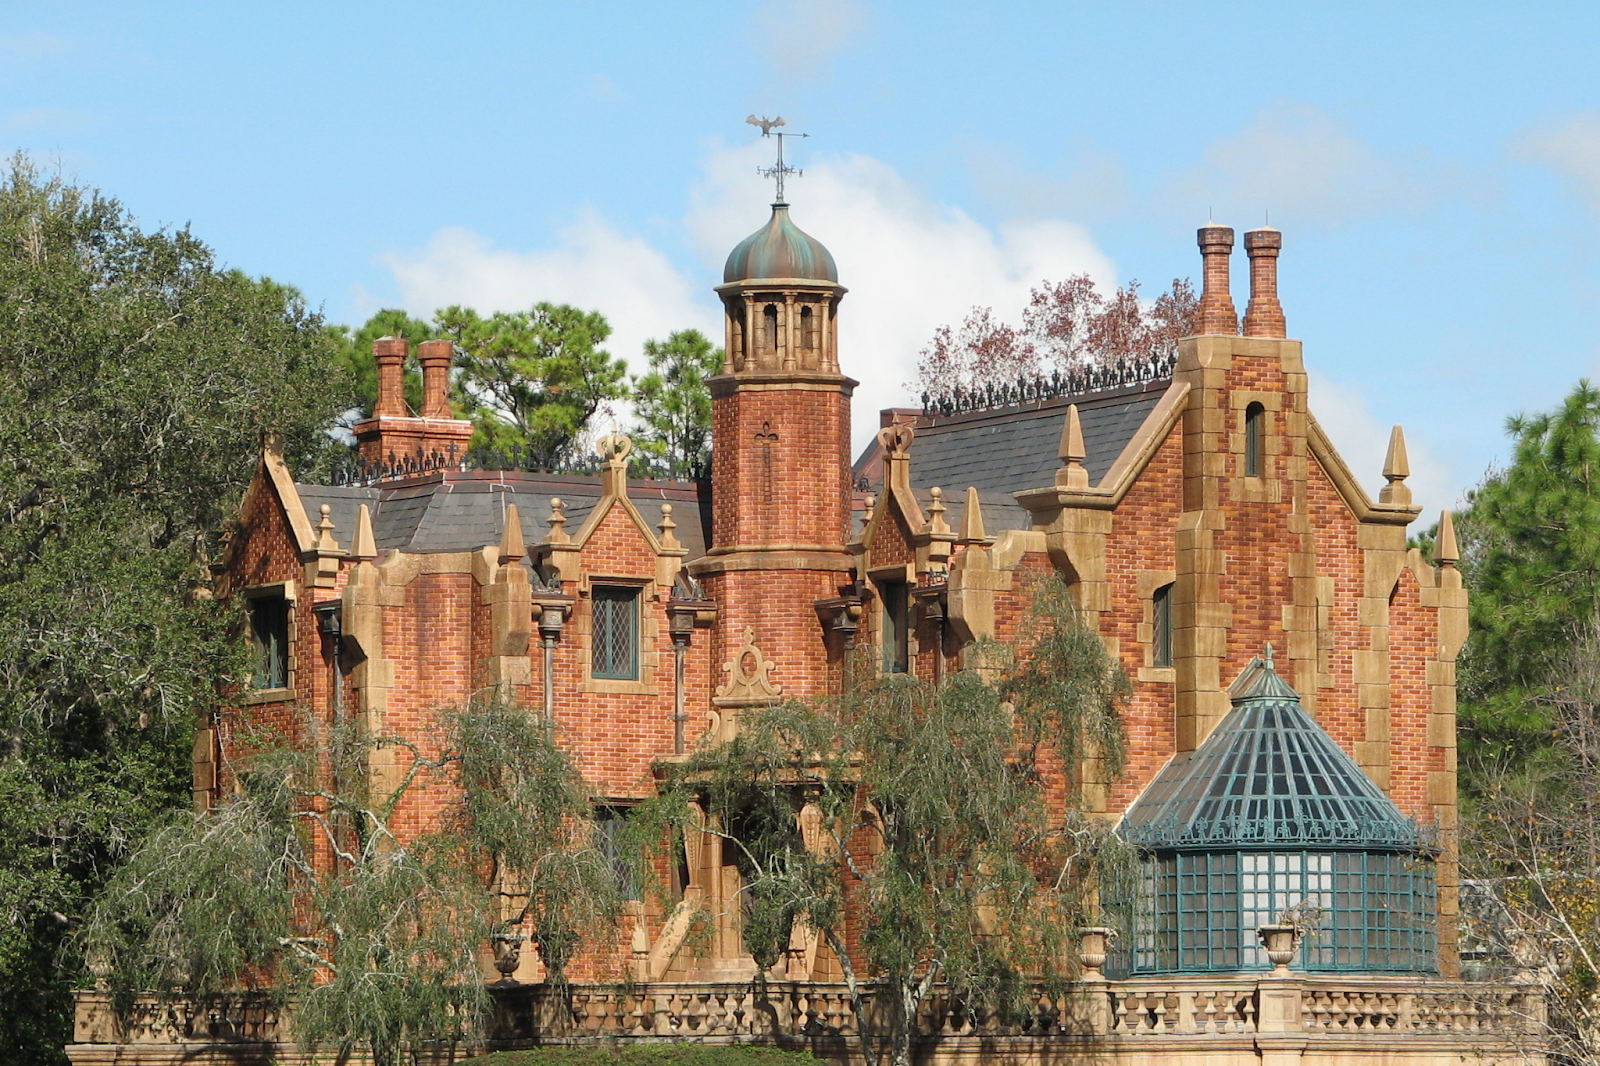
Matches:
[1117,654,1422,852]
[294,472,709,559]
[853,380,1171,533]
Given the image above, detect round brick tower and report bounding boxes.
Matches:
[690,201,856,701]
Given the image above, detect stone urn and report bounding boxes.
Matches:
[490,931,525,985]
[1257,924,1299,975]
[1077,926,1115,980]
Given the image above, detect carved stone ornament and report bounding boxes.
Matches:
[714,626,783,706]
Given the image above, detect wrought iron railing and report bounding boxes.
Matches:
[920,353,1176,419]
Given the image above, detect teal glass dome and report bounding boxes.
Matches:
[1111,653,1436,976]
[723,203,838,284]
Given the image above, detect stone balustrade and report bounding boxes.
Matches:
[68,976,1546,1064]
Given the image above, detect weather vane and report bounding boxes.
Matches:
[747,114,807,203]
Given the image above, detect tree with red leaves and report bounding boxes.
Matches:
[915,276,1197,395]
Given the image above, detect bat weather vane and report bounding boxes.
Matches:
[747,114,807,203]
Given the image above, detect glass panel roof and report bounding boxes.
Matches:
[1118,652,1421,850]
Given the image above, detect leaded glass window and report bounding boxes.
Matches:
[1122,850,1434,975]
[591,585,639,680]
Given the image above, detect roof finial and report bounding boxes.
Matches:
[498,503,525,564]
[1435,509,1459,567]
[1379,425,1412,507]
[748,115,807,204]
[1265,642,1275,670]
[1055,404,1090,489]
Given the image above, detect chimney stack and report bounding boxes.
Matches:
[373,337,409,418]
[1242,227,1286,338]
[1196,225,1238,335]
[417,339,455,419]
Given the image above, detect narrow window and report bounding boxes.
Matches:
[595,806,640,900]
[763,303,780,352]
[1245,402,1265,477]
[880,579,909,674]
[248,593,290,690]
[591,585,640,680]
[1152,582,1174,668]
[800,305,816,351]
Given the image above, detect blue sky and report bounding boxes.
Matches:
[6,1,1600,518]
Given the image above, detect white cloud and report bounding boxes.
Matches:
[1308,371,1458,522]
[1167,104,1449,226]
[379,145,1117,457]
[1515,111,1600,209]
[380,211,720,377]
[688,141,1117,454]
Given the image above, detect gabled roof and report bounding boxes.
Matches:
[1118,654,1421,851]
[852,381,1169,533]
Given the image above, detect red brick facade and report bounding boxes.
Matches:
[217,218,1466,985]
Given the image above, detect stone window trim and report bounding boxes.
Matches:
[239,579,297,704]
[577,574,660,695]
[1228,390,1284,500]
[1136,569,1177,684]
[868,563,917,677]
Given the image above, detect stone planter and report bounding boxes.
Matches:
[1077,926,1115,980]
[1258,923,1299,975]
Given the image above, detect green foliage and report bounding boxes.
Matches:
[436,303,628,470]
[462,1046,819,1066]
[637,576,1129,1066]
[630,329,723,479]
[82,699,622,1066]
[329,308,435,419]
[0,156,350,1064]
[1456,380,1600,784]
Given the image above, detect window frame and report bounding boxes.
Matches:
[590,583,641,681]
[878,577,910,675]
[240,581,296,703]
[1152,581,1174,668]
[1244,401,1266,478]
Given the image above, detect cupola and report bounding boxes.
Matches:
[1112,650,1437,976]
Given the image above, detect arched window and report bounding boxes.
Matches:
[1245,402,1266,477]
[1152,582,1174,668]
[763,304,780,353]
[800,305,817,353]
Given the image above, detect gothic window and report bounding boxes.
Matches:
[1152,582,1174,668]
[247,592,290,691]
[1244,401,1265,477]
[880,578,909,674]
[595,805,640,900]
[591,585,640,680]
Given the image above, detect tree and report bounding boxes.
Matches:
[0,156,351,1064]
[629,329,723,479]
[1454,381,1600,782]
[1461,621,1600,1065]
[329,308,435,419]
[82,700,623,1066]
[436,303,629,471]
[915,276,1197,396]
[640,576,1130,1066]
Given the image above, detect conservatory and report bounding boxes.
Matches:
[1113,651,1437,975]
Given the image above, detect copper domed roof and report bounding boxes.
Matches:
[723,203,838,284]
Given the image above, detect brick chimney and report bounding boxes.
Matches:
[1242,227,1286,338]
[354,337,474,464]
[1196,225,1239,335]
[373,336,408,418]
[417,339,455,419]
